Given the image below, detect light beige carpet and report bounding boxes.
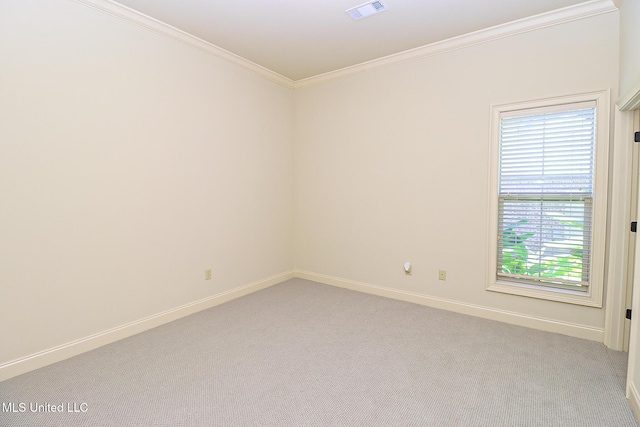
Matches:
[0,278,636,426]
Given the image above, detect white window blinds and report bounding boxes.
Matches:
[497,102,596,290]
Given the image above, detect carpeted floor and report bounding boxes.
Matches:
[0,278,636,426]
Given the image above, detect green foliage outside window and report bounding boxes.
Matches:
[501,219,584,284]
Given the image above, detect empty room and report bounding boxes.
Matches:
[2,0,640,425]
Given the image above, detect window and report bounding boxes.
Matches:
[487,91,609,307]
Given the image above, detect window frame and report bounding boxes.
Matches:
[486,91,610,307]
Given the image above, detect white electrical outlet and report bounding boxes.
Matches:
[438,270,446,281]
[205,269,212,280]
[404,262,412,275]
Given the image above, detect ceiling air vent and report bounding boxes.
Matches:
[346,1,388,21]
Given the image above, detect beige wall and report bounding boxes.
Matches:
[294,12,619,332]
[0,0,295,364]
[0,0,623,375]
[619,0,640,104]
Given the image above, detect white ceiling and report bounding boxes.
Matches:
[112,0,595,81]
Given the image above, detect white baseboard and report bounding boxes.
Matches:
[295,270,604,342]
[2,270,605,382]
[0,271,294,382]
[628,381,640,425]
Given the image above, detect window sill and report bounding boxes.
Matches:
[487,279,602,307]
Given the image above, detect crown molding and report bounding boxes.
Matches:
[618,79,640,111]
[72,0,296,89]
[294,0,618,89]
[73,0,617,91]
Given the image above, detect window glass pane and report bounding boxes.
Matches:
[499,108,595,196]
[497,105,596,291]
[498,198,590,288]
